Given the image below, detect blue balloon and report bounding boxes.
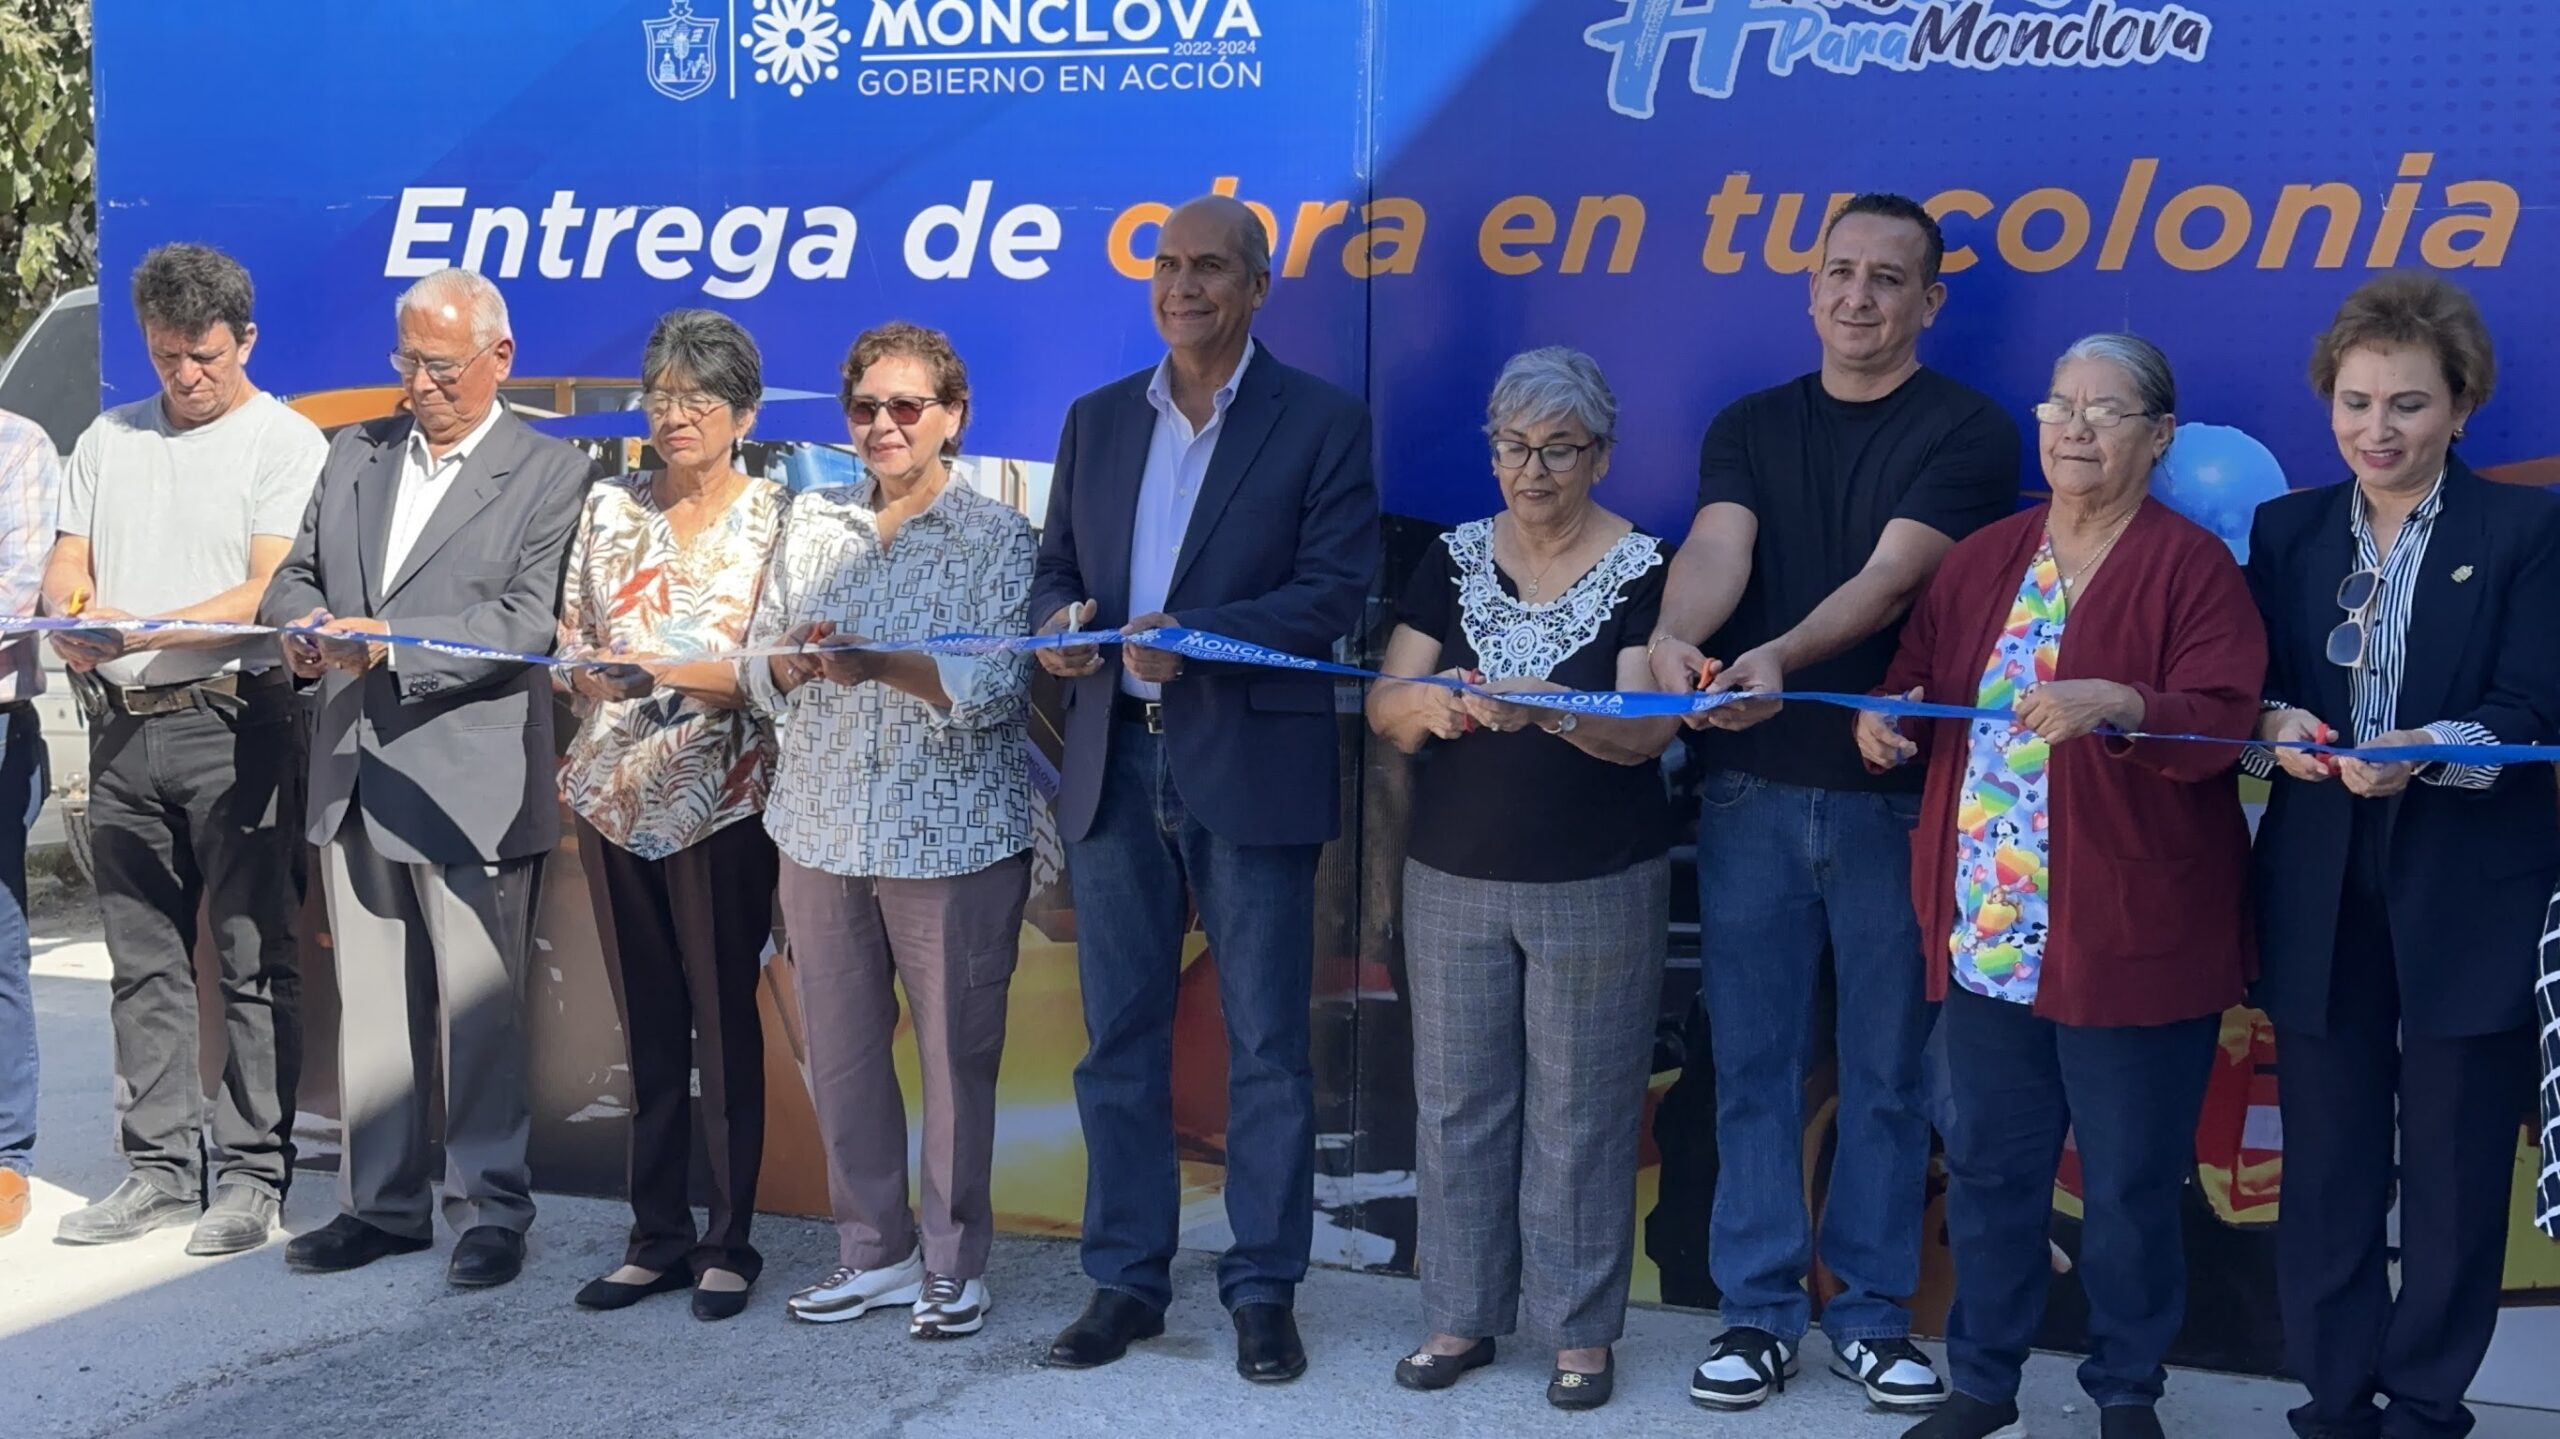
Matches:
[2150,423,2291,561]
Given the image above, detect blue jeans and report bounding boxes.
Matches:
[1941,986,2218,1409]
[1693,770,1930,1344]
[0,703,50,1175]
[1066,723,1319,1313]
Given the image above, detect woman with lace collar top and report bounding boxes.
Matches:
[1366,347,1679,1412]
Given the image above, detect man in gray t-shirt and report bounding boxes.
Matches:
[39,244,321,1257]
[60,388,322,686]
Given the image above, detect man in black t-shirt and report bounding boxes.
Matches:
[1645,195,2021,1416]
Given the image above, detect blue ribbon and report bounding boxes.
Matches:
[5,615,2549,766]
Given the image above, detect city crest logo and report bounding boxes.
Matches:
[644,0,721,101]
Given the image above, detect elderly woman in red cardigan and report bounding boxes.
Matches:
[1854,332,2265,1439]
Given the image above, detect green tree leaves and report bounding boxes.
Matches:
[0,1,94,353]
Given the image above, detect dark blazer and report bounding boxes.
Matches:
[259,410,592,866]
[2245,457,2560,1038]
[1881,501,2265,1028]
[1031,344,1378,847]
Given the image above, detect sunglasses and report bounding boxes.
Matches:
[2326,567,2382,668]
[846,395,943,427]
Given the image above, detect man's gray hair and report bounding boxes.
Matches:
[2056,332,2177,418]
[1233,208,1272,281]
[394,267,512,348]
[642,308,763,415]
[1484,346,1617,442]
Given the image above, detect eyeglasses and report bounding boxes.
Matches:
[389,338,497,386]
[2031,400,2154,430]
[639,390,727,420]
[846,396,942,427]
[1491,438,1602,473]
[2326,567,2382,668]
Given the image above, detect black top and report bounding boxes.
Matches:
[1691,367,2020,792]
[1395,520,1674,883]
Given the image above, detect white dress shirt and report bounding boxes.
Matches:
[1122,338,1256,699]
[376,405,503,671]
[385,403,504,584]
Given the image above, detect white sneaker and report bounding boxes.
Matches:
[1689,1326,1799,1409]
[786,1252,926,1324]
[1831,1336,1950,1409]
[909,1273,990,1338]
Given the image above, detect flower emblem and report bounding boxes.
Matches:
[743,0,843,97]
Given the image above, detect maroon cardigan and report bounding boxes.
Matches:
[1877,501,2266,1028]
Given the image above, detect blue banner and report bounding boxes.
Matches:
[95,2,2555,545]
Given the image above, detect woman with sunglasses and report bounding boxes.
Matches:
[741,321,1034,1340]
[1366,347,1680,1410]
[1859,333,2263,1439]
[559,308,788,1321]
[2241,273,2560,1439]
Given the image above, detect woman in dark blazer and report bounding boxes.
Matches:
[1860,333,2264,1439]
[2244,272,2560,1439]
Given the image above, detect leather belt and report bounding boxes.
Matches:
[87,669,284,720]
[1111,693,1164,735]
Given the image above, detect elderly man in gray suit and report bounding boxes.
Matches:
[260,267,591,1289]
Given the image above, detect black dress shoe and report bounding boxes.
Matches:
[449,1225,526,1288]
[187,1185,280,1257]
[2100,1406,2167,1439]
[1394,1337,1495,1391]
[1043,1290,1166,1369]
[575,1267,691,1311]
[56,1176,197,1246]
[1233,1303,1307,1384]
[1548,1350,1614,1411]
[691,1283,754,1322]
[285,1214,432,1274]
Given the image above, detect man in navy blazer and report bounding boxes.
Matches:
[1030,195,1378,1382]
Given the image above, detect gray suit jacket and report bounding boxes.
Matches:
[260,409,592,866]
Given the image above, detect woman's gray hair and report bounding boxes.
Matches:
[394,267,511,348]
[2055,332,2177,418]
[1484,346,1617,442]
[641,308,763,415]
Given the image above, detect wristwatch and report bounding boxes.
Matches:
[1543,712,1580,736]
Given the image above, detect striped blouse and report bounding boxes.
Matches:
[2244,474,2499,787]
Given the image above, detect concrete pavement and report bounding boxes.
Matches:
[5,917,2551,1439]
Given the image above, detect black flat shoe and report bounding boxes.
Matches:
[1548,1350,1615,1411]
[691,1283,754,1322]
[284,1214,432,1274]
[1233,1302,1307,1384]
[448,1226,526,1289]
[1394,1337,1496,1391]
[576,1267,691,1311]
[1044,1290,1166,1369]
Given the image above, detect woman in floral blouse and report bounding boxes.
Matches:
[743,322,1034,1341]
[559,308,787,1323]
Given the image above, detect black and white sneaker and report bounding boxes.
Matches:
[1688,1326,1799,1409]
[1833,1337,1950,1409]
